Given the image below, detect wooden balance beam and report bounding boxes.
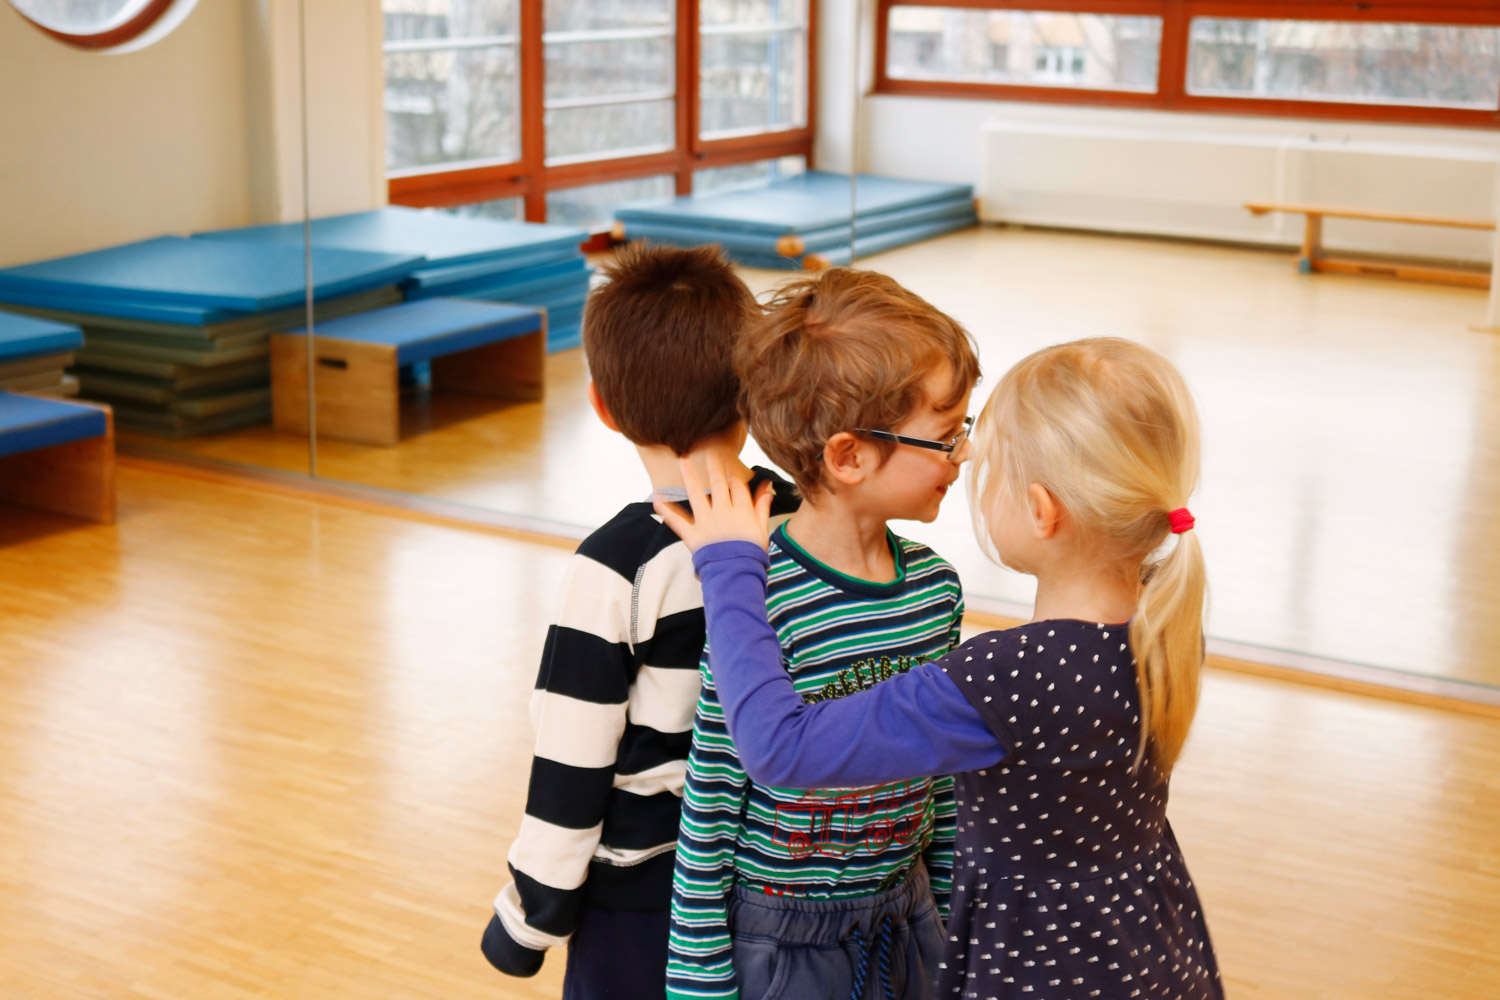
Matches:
[1245,202,1494,289]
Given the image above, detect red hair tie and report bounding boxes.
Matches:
[1167,508,1195,534]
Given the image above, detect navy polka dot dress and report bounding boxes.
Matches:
[937,621,1222,1000]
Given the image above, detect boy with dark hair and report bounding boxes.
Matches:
[480,243,797,999]
[666,267,981,1000]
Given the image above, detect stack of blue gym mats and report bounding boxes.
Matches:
[0,309,85,399]
[612,171,978,270]
[197,208,591,353]
[0,209,590,438]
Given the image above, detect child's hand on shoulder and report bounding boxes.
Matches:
[654,453,774,553]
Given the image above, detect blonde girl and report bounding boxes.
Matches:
[657,337,1222,999]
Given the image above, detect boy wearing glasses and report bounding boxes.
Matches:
[667,268,981,1000]
[480,243,798,999]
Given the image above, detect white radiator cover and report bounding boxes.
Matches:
[979,122,1499,263]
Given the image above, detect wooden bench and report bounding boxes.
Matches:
[1245,202,1494,289]
[269,297,545,447]
[0,392,115,524]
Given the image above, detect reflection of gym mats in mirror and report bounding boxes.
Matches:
[612,171,978,270]
[0,237,414,438]
[0,236,420,313]
[0,310,84,399]
[196,206,585,272]
[270,299,546,447]
[0,390,115,524]
[197,208,593,352]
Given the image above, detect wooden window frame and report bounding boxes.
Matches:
[874,0,1500,129]
[8,0,180,50]
[387,0,819,227]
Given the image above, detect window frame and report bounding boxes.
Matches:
[386,0,818,227]
[874,0,1500,129]
[7,0,180,50]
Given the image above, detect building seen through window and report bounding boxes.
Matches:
[886,7,1161,92]
[1187,19,1500,110]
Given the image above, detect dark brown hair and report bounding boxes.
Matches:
[737,267,980,499]
[583,242,758,454]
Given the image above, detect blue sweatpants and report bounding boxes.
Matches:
[727,861,944,1000]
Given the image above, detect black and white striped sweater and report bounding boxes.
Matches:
[487,468,797,974]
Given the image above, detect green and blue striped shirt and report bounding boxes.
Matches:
[666,524,963,999]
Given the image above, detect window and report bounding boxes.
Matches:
[693,154,806,194]
[886,7,1160,92]
[7,0,185,50]
[876,1,1500,127]
[384,1,817,229]
[384,0,522,173]
[699,0,810,138]
[1187,18,1500,111]
[544,0,677,163]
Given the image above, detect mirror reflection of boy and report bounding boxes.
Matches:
[480,244,798,1000]
[666,269,981,1000]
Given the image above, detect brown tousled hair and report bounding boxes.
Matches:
[737,267,979,500]
[583,242,758,455]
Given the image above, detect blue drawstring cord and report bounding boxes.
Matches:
[848,913,898,1000]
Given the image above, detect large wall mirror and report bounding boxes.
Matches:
[6,0,1496,703]
[295,0,1500,702]
[0,0,312,478]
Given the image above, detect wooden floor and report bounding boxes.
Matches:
[124,227,1500,691]
[1,466,1498,999]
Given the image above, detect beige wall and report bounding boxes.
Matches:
[0,2,256,267]
[0,0,386,270]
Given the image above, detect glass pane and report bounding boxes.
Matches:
[546,175,675,231]
[545,100,675,163]
[886,7,1161,91]
[385,46,521,171]
[10,0,145,33]
[700,30,808,136]
[545,0,670,33]
[693,155,805,195]
[448,197,523,221]
[1188,19,1500,110]
[702,0,793,29]
[544,37,675,102]
[543,0,676,163]
[383,0,517,41]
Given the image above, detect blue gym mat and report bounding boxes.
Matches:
[727,214,980,271]
[284,298,544,367]
[621,195,977,257]
[195,207,586,272]
[404,256,590,302]
[549,320,582,353]
[0,236,422,313]
[0,310,84,361]
[403,246,583,294]
[0,391,107,459]
[613,172,973,236]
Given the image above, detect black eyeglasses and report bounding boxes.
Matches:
[854,415,973,464]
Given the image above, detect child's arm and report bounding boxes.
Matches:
[696,542,1005,789]
[666,672,750,1000]
[920,591,967,920]
[484,554,634,977]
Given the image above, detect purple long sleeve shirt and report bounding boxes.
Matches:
[694,541,1005,789]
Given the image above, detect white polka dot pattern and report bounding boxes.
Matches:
[935,621,1222,999]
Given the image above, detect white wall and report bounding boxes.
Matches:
[816,2,1500,263]
[0,0,385,270]
[864,97,1500,261]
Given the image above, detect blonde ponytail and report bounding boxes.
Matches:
[969,338,1207,773]
[1130,525,1206,771]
